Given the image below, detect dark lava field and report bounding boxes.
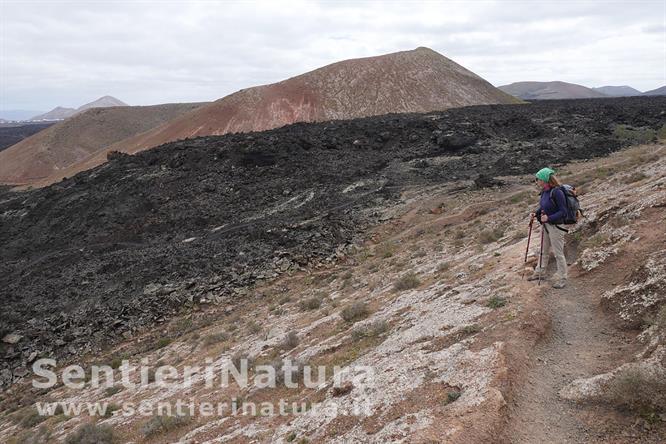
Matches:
[0,122,54,152]
[1,96,665,385]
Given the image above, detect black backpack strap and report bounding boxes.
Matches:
[553,224,569,233]
[549,187,561,207]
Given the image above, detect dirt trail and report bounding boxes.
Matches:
[503,267,637,443]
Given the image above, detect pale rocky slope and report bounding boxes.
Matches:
[2,142,665,443]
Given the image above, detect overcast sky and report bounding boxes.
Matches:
[1,0,665,111]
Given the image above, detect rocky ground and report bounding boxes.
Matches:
[1,96,665,386]
[0,97,665,442]
[1,141,664,443]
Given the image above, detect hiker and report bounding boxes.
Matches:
[528,167,568,289]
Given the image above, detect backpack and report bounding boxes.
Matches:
[550,184,582,225]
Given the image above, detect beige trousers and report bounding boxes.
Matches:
[535,223,568,280]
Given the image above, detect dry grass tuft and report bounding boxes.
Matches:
[340,302,370,323]
[607,367,666,414]
[393,272,421,292]
[65,423,115,444]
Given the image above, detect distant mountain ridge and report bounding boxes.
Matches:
[500,81,666,100]
[30,96,127,121]
[643,86,666,96]
[593,85,643,97]
[498,81,607,100]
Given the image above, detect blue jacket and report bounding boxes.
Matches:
[537,187,567,224]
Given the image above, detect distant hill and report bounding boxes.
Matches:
[30,96,128,121]
[0,102,206,184]
[30,106,76,121]
[499,81,607,100]
[76,95,127,112]
[593,85,642,97]
[643,86,666,96]
[44,47,519,186]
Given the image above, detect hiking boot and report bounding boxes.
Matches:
[552,280,567,289]
[526,272,545,281]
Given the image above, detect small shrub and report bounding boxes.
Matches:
[437,262,450,273]
[271,306,285,316]
[278,295,292,305]
[393,272,421,292]
[104,386,122,397]
[103,403,120,418]
[392,259,408,271]
[462,324,481,334]
[446,390,462,404]
[247,320,262,334]
[156,338,171,349]
[146,368,156,384]
[15,425,51,444]
[351,320,389,341]
[478,227,504,244]
[487,296,507,309]
[203,332,229,346]
[613,124,656,145]
[106,150,128,162]
[412,249,427,258]
[341,302,369,323]
[170,318,193,335]
[331,381,354,397]
[582,232,609,249]
[657,124,666,140]
[510,191,533,204]
[267,358,308,386]
[376,242,396,258]
[594,167,610,179]
[231,351,254,369]
[19,408,46,428]
[623,172,648,184]
[109,357,122,370]
[282,331,299,350]
[286,432,297,442]
[299,297,322,311]
[65,423,115,444]
[141,414,191,438]
[608,367,666,413]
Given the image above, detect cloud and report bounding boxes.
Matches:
[1,0,664,110]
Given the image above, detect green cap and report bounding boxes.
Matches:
[535,167,555,182]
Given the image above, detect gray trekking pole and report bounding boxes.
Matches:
[522,215,535,280]
[538,224,545,286]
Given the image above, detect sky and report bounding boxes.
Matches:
[1,0,665,111]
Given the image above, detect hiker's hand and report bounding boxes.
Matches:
[540,214,548,223]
